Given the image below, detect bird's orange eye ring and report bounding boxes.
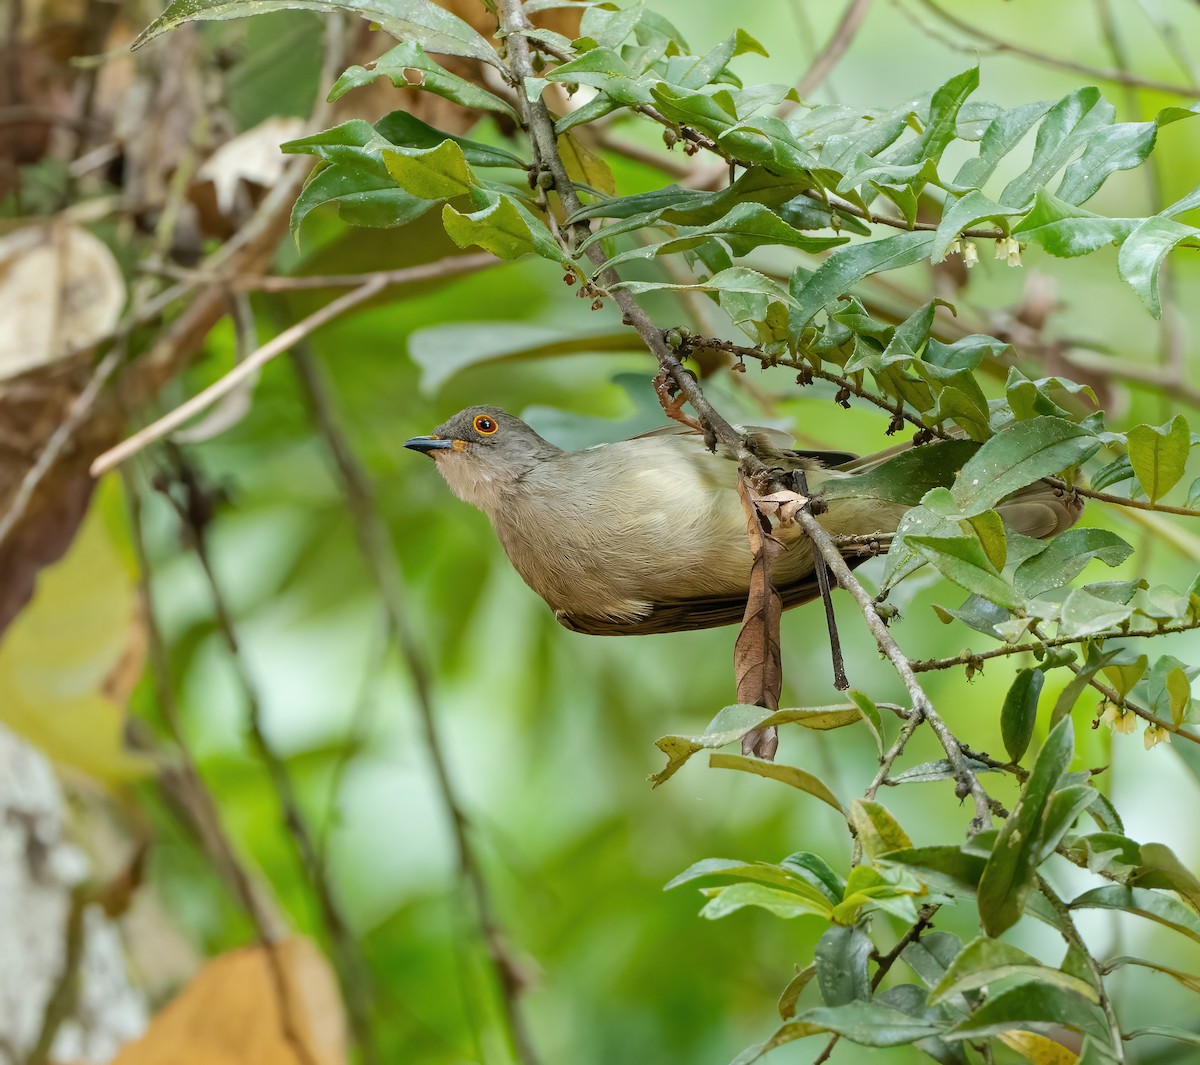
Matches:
[473,415,498,435]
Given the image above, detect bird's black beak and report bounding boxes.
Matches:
[404,435,456,455]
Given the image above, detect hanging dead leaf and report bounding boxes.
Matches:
[557,130,616,197]
[0,223,125,381]
[112,937,346,1065]
[735,476,783,760]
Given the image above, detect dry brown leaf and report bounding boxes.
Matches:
[0,224,126,381]
[113,938,346,1065]
[755,489,810,526]
[194,116,307,219]
[735,476,783,759]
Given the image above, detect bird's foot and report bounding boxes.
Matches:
[653,369,704,431]
[741,725,779,760]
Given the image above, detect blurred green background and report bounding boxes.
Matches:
[41,1,1200,1061]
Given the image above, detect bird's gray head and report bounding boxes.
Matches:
[404,406,562,510]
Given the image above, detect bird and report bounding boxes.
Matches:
[404,405,1081,636]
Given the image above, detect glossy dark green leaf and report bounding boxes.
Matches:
[328,40,517,116]
[1000,88,1115,207]
[780,852,846,904]
[709,753,846,815]
[887,66,979,172]
[1071,885,1200,944]
[944,982,1104,1040]
[950,416,1100,515]
[977,717,1074,936]
[1118,215,1200,317]
[1005,367,1099,421]
[1000,668,1043,763]
[134,0,503,68]
[1012,189,1137,258]
[1090,454,1133,492]
[773,1002,945,1048]
[1058,104,1199,205]
[900,932,965,990]
[1037,784,1100,863]
[929,937,1098,1006]
[819,440,978,507]
[1014,528,1133,598]
[880,847,986,897]
[815,924,872,1006]
[953,99,1053,189]
[1127,414,1191,502]
[790,232,936,333]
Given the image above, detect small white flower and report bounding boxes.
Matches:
[994,236,1023,268]
[962,240,978,268]
[1100,702,1136,735]
[1144,723,1172,749]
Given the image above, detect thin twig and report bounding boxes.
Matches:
[124,481,321,1065]
[910,617,1200,673]
[289,349,541,1065]
[162,460,379,1065]
[910,0,1200,98]
[1038,876,1126,1063]
[791,503,996,829]
[787,0,873,106]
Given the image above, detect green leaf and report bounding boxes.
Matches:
[953,99,1054,189]
[815,924,872,1005]
[557,131,616,196]
[1001,88,1116,207]
[383,140,474,200]
[977,717,1074,936]
[887,66,980,173]
[600,202,848,272]
[790,232,937,333]
[931,190,1024,263]
[929,937,1098,1006]
[665,858,836,912]
[1135,842,1200,908]
[443,190,569,265]
[735,1003,944,1059]
[1124,1025,1200,1049]
[1104,956,1200,994]
[699,882,834,921]
[820,440,980,507]
[709,753,846,816]
[848,800,912,860]
[1014,528,1133,598]
[1118,216,1200,317]
[1058,104,1199,205]
[950,415,1100,516]
[907,535,1022,610]
[778,965,817,1020]
[880,847,986,897]
[650,702,869,785]
[1071,885,1200,944]
[1127,414,1190,502]
[134,0,504,68]
[1001,668,1044,763]
[944,982,1104,1040]
[328,40,517,117]
[1058,587,1133,637]
[1011,187,1137,258]
[846,690,884,755]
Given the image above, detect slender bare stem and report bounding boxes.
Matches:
[289,349,541,1065]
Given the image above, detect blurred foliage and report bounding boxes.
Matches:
[6,0,1200,1063]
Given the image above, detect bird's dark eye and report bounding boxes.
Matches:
[473,415,498,435]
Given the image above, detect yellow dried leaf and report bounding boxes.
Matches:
[556,130,616,197]
[0,481,154,781]
[998,1030,1079,1064]
[113,938,346,1065]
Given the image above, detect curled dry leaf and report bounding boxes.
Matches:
[112,937,346,1065]
[735,476,784,759]
[0,223,125,381]
[755,488,810,526]
[194,116,308,220]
